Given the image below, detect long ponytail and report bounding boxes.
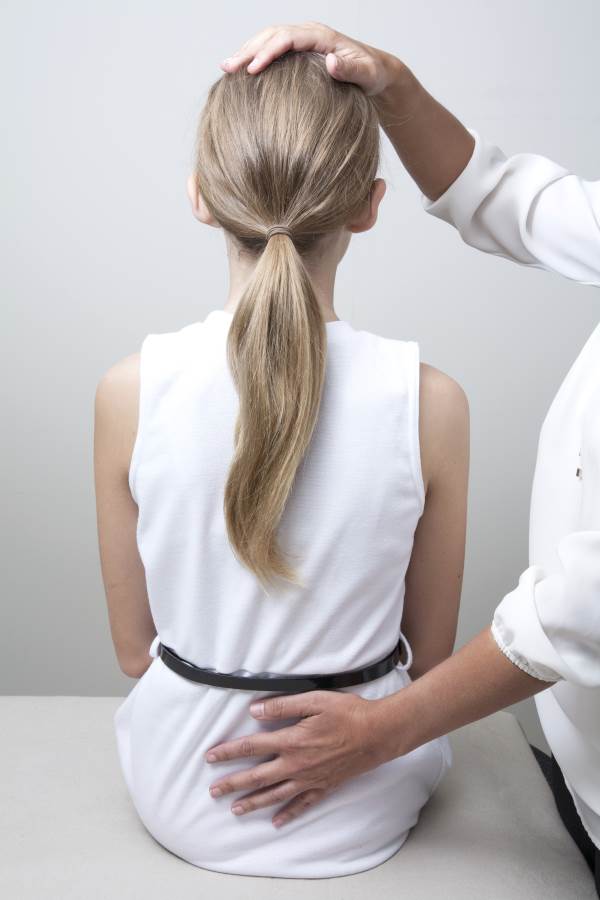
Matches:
[194,50,380,590]
[224,229,326,589]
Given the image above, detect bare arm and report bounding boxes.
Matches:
[401,364,470,679]
[372,62,474,202]
[94,354,157,678]
[372,56,600,282]
[374,625,554,763]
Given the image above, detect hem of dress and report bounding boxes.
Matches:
[160,830,412,880]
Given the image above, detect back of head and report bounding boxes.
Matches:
[193,50,381,591]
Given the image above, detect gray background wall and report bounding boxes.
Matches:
[3,0,599,753]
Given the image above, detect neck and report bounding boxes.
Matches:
[223,239,342,324]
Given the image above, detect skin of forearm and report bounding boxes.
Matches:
[371,625,555,763]
[373,58,476,202]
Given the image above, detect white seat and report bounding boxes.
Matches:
[0,698,595,898]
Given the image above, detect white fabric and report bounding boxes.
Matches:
[114,309,452,878]
[5,700,597,898]
[424,130,600,849]
[423,129,600,284]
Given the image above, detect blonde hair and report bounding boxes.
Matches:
[193,50,380,591]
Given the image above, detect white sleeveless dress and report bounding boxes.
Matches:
[114,308,452,878]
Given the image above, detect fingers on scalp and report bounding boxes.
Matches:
[249,24,284,50]
[241,25,278,51]
[254,22,330,67]
[255,30,296,63]
[228,28,274,64]
[232,22,336,72]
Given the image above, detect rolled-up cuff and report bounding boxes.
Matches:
[490,566,563,684]
[490,620,557,683]
[421,128,503,231]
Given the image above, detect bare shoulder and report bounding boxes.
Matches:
[94,353,141,469]
[419,363,469,417]
[95,352,140,413]
[419,363,470,489]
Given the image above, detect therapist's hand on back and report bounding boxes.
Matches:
[205,689,395,829]
[205,634,551,830]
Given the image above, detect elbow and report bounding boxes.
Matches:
[408,647,455,681]
[119,654,151,679]
[407,663,429,681]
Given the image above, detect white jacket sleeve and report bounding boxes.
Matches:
[490,531,600,687]
[423,129,600,286]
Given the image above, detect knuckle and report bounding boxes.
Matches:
[271,28,293,48]
[261,24,283,41]
[249,769,265,789]
[239,738,255,757]
[279,731,297,753]
[269,697,286,718]
[272,785,290,802]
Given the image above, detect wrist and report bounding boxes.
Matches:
[373,56,425,118]
[366,688,421,764]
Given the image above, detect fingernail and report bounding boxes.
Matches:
[232,805,244,815]
[273,816,286,828]
[210,786,223,797]
[247,58,259,70]
[206,752,217,762]
[250,702,264,717]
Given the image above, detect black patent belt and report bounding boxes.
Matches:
[155,633,410,693]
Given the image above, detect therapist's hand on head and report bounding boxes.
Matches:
[220,21,476,203]
[220,20,403,99]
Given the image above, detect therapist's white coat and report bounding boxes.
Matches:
[423,130,600,849]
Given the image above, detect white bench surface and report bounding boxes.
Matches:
[0,698,595,898]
